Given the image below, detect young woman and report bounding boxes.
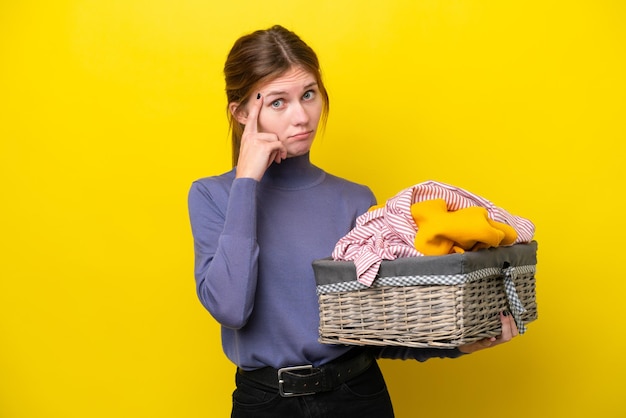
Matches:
[188,25,518,418]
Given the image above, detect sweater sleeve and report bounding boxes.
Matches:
[188,178,259,329]
[372,346,465,362]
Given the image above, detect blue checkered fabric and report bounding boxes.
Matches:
[316,264,535,294]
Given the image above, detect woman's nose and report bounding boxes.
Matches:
[291,102,309,124]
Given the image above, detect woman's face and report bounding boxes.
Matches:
[241,66,323,158]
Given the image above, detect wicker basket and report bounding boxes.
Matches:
[313,241,538,348]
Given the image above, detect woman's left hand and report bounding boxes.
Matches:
[458,311,519,354]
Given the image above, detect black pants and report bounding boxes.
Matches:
[231,359,394,418]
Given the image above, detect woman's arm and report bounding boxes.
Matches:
[188,177,260,329]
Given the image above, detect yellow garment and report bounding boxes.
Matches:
[410,199,518,256]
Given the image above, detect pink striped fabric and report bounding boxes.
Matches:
[332,180,535,286]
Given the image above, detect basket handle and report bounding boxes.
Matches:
[502,265,527,334]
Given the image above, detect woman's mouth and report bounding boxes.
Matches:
[289,130,313,140]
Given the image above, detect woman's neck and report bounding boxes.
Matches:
[261,153,323,189]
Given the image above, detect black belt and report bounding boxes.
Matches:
[238,349,374,397]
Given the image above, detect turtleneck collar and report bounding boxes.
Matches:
[260,152,325,190]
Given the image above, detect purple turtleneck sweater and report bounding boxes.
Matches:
[188,153,462,370]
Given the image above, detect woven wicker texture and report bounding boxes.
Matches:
[318,270,537,348]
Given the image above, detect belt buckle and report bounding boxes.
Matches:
[277,365,316,397]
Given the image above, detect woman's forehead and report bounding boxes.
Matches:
[260,67,317,94]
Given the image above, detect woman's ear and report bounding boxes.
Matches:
[229,102,248,125]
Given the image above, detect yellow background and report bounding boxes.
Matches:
[1,1,625,417]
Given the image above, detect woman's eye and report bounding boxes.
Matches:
[303,90,315,100]
[271,99,283,108]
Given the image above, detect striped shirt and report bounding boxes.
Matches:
[332,180,535,286]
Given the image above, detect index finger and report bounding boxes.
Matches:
[243,93,263,135]
[499,311,517,342]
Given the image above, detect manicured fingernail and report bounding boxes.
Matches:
[503,310,509,317]
[257,93,261,99]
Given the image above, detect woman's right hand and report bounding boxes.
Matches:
[458,311,519,354]
[235,94,287,181]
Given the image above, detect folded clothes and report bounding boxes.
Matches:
[332,180,535,287]
[411,198,518,255]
